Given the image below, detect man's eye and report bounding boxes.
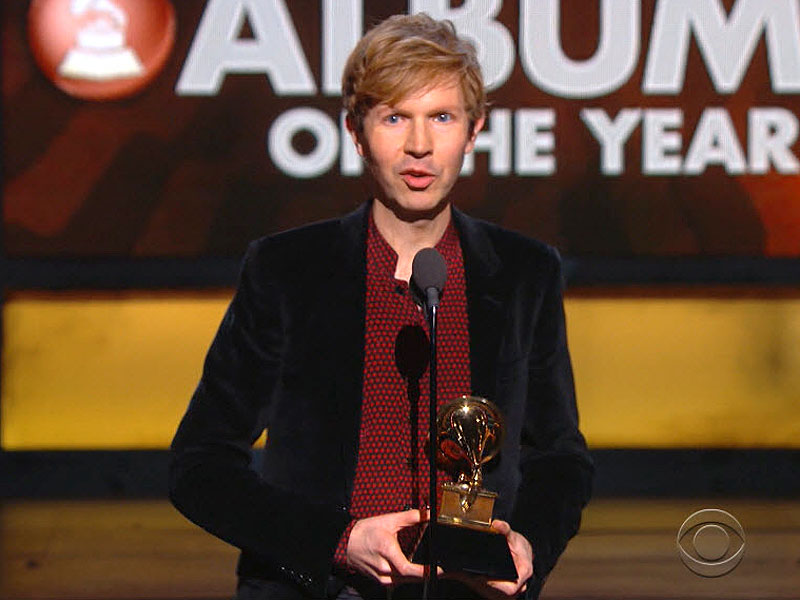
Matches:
[384,114,401,124]
[435,113,453,123]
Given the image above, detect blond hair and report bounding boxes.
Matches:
[342,14,486,131]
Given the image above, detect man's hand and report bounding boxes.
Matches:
[345,509,428,586]
[447,519,534,599]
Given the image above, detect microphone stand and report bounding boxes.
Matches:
[411,248,447,600]
[423,300,438,600]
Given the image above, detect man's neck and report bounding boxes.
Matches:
[372,200,452,282]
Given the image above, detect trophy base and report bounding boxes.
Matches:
[439,482,497,529]
[412,522,518,581]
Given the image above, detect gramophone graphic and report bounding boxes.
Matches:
[58,0,144,81]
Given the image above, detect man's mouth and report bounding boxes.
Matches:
[400,169,436,189]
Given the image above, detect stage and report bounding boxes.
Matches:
[2,498,797,599]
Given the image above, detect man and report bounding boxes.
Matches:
[170,14,592,600]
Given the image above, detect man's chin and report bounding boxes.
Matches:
[377,195,450,223]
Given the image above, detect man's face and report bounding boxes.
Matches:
[349,81,484,219]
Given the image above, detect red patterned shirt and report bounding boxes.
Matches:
[334,211,472,566]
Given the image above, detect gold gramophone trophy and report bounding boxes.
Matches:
[414,395,517,580]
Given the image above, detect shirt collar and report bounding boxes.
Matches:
[366,210,462,282]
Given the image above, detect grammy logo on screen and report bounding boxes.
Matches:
[28,0,175,100]
[57,0,145,81]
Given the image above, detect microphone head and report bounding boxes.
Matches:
[411,248,447,307]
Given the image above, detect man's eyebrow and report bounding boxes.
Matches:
[377,105,409,117]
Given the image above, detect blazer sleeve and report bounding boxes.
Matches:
[169,240,349,597]
[509,248,594,597]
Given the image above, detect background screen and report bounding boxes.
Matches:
[5,0,800,261]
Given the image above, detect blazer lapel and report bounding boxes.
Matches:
[328,202,369,500]
[452,208,506,402]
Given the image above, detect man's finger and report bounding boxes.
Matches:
[490,519,511,536]
[374,557,393,576]
[486,579,519,596]
[516,561,534,582]
[395,560,426,579]
[391,508,428,528]
[382,543,425,579]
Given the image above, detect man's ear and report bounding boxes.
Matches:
[465,112,486,154]
[345,114,366,158]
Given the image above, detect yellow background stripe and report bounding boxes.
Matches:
[2,292,799,450]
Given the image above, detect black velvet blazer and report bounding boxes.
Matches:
[170,202,593,599]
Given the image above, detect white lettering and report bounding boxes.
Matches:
[462,109,512,176]
[410,0,515,91]
[684,108,747,174]
[520,0,640,98]
[322,0,362,96]
[643,109,683,175]
[268,108,338,178]
[515,109,556,175]
[749,107,800,173]
[581,108,642,175]
[644,0,800,94]
[176,0,315,96]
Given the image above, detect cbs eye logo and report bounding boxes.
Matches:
[676,508,746,577]
[27,0,176,101]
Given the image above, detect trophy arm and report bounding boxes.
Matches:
[458,466,483,512]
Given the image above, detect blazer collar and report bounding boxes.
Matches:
[337,201,370,275]
[451,206,501,283]
[451,207,506,402]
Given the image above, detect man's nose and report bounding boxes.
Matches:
[404,119,432,157]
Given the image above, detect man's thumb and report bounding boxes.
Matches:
[395,508,426,527]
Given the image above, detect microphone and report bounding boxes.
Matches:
[411,248,447,308]
[411,247,447,599]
